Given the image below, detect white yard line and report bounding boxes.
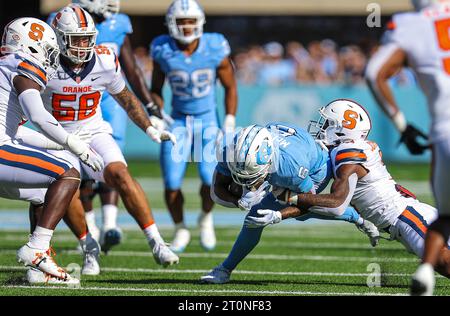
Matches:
[0,284,408,296]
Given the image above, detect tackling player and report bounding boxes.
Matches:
[0,17,104,284]
[247,99,450,279]
[200,122,379,284]
[45,5,179,267]
[365,0,450,295]
[150,0,238,252]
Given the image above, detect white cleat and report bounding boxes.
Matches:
[17,245,70,280]
[411,263,435,296]
[26,267,80,286]
[170,227,191,253]
[152,242,180,267]
[198,212,216,251]
[355,219,380,247]
[81,238,101,276]
[200,265,231,284]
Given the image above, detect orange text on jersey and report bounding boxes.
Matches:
[62,86,93,93]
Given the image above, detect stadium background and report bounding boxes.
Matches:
[0,0,430,163]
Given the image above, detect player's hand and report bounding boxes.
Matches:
[146,126,177,145]
[149,115,165,132]
[399,124,430,155]
[145,102,174,127]
[238,181,270,211]
[244,209,282,228]
[66,133,104,172]
[72,127,92,144]
[223,114,235,132]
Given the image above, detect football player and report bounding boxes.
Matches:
[45,5,179,267]
[150,0,238,253]
[0,17,104,284]
[48,0,163,253]
[200,122,379,284]
[245,100,450,279]
[365,0,450,295]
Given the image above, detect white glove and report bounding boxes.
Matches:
[66,133,104,172]
[146,125,176,145]
[244,209,282,228]
[149,115,165,132]
[238,181,270,211]
[72,127,92,144]
[223,114,235,132]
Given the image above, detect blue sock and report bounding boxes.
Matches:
[295,206,360,223]
[222,225,264,271]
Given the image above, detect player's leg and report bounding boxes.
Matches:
[412,140,450,295]
[98,93,128,250]
[161,116,191,252]
[85,133,179,266]
[79,179,100,242]
[0,143,80,280]
[196,115,219,251]
[201,193,283,284]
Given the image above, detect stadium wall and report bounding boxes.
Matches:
[124,84,431,163]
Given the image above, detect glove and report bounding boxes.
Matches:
[223,114,235,132]
[66,134,104,172]
[149,115,165,132]
[72,127,92,144]
[145,102,174,127]
[237,181,270,211]
[399,124,430,155]
[244,209,282,228]
[146,125,176,145]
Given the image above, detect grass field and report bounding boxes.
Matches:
[0,161,448,296]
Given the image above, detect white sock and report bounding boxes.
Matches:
[28,226,53,250]
[102,204,118,229]
[175,222,187,230]
[198,211,213,228]
[85,211,98,232]
[143,223,164,248]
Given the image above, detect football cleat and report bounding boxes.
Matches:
[81,238,101,276]
[100,227,122,254]
[198,212,216,251]
[152,242,180,267]
[26,267,80,286]
[170,227,191,253]
[200,265,231,284]
[355,219,380,247]
[411,263,435,296]
[17,245,70,280]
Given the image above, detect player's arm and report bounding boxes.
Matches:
[149,61,166,110]
[119,36,161,118]
[111,86,175,144]
[15,125,64,150]
[211,170,240,208]
[217,57,237,130]
[365,45,429,154]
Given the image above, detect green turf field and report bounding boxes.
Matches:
[0,161,448,296]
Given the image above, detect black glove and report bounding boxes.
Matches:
[145,102,163,119]
[398,124,430,155]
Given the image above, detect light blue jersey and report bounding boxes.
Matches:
[151,33,230,116]
[217,122,331,194]
[48,12,132,149]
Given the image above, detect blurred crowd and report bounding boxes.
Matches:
[133,38,417,87]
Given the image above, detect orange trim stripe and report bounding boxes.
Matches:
[19,62,46,83]
[336,152,367,162]
[0,149,65,176]
[402,209,428,235]
[73,6,87,27]
[387,20,396,30]
[141,220,155,230]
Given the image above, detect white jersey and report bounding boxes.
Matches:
[0,53,48,145]
[41,46,126,134]
[384,3,450,142]
[330,140,416,229]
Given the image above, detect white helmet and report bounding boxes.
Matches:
[227,125,274,188]
[308,99,372,147]
[51,4,98,64]
[411,0,450,10]
[72,0,120,19]
[1,17,60,77]
[166,0,205,44]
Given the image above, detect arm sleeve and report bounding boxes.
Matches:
[18,89,69,147]
[15,125,64,150]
